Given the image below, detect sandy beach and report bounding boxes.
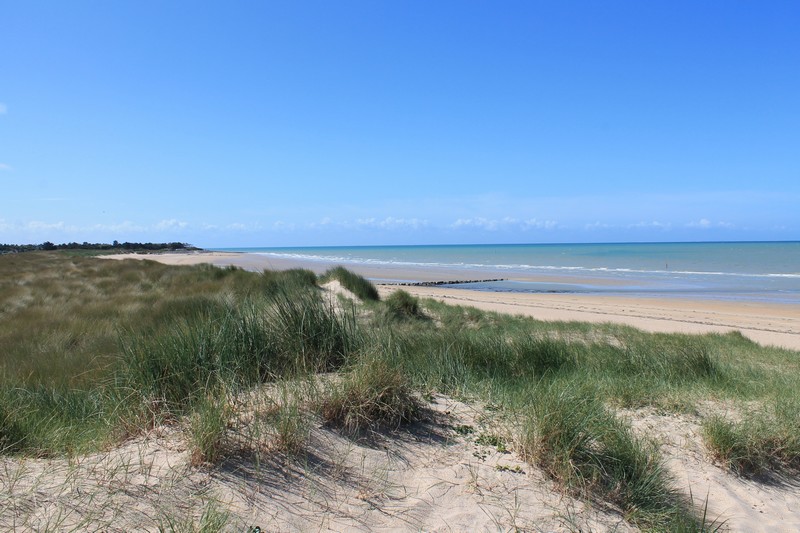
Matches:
[105,251,800,351]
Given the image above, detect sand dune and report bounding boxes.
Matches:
[33,251,789,530]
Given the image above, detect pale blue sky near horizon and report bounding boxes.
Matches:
[1,1,798,247]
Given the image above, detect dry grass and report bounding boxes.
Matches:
[0,253,258,387]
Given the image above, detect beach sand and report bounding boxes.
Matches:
[105,251,800,351]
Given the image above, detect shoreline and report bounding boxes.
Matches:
[103,251,800,350]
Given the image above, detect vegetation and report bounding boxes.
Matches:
[188,393,233,466]
[383,289,426,320]
[703,400,800,477]
[319,355,418,434]
[320,265,380,301]
[2,251,799,529]
[0,240,199,254]
[519,383,680,525]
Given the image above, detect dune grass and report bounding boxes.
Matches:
[319,354,418,434]
[2,252,798,529]
[321,266,380,302]
[702,398,800,477]
[0,254,355,454]
[267,390,310,456]
[517,383,690,527]
[382,289,426,321]
[188,392,233,467]
[119,288,358,415]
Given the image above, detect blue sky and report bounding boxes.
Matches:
[2,1,798,247]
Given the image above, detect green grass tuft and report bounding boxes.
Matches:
[0,396,26,454]
[267,394,309,455]
[518,382,691,529]
[383,289,425,320]
[322,266,380,302]
[703,400,800,477]
[188,393,232,467]
[320,355,418,434]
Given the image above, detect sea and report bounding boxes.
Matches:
[215,242,800,304]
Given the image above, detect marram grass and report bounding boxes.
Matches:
[703,398,800,477]
[319,355,418,434]
[321,265,380,302]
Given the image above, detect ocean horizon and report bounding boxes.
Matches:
[213,241,800,304]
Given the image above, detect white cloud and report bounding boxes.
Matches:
[686,218,733,229]
[271,221,296,231]
[304,217,343,229]
[90,221,146,233]
[585,221,613,230]
[689,218,712,228]
[155,219,189,231]
[0,103,6,114]
[629,220,672,229]
[27,221,66,231]
[521,218,558,230]
[451,217,505,231]
[355,217,428,230]
[1,219,194,234]
[0,163,11,171]
[452,217,557,231]
[306,217,334,229]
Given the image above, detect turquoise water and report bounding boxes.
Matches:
[216,242,800,303]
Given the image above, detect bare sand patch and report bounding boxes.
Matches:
[1,394,632,532]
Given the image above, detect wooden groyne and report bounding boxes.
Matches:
[378,278,506,287]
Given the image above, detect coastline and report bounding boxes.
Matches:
[104,251,800,350]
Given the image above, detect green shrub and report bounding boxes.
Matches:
[119,283,362,417]
[616,336,720,383]
[260,268,318,295]
[0,386,113,456]
[119,303,266,411]
[513,337,576,377]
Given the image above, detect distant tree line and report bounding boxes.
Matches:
[0,241,201,254]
